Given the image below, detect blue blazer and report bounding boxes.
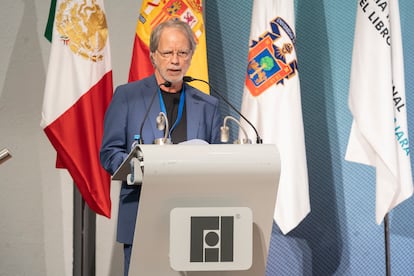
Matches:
[100,75,222,244]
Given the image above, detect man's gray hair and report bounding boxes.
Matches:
[149,19,196,53]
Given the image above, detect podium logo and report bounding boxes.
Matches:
[190,216,234,262]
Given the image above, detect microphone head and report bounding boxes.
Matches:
[156,114,166,131]
[160,81,172,88]
[220,125,230,143]
[183,76,194,83]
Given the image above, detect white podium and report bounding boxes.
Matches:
[117,144,280,276]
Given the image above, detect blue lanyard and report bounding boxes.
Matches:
[158,85,185,138]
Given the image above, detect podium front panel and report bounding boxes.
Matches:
[129,144,280,276]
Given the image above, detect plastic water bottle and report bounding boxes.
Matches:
[131,134,140,149]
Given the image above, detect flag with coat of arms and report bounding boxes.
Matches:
[129,0,209,93]
[239,0,310,234]
[41,0,113,218]
[345,0,413,223]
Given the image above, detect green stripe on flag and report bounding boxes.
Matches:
[44,0,57,42]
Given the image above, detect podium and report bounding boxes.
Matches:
[115,144,280,275]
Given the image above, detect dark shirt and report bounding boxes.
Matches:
[161,90,187,143]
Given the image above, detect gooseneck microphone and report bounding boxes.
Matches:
[183,76,263,144]
[138,80,172,144]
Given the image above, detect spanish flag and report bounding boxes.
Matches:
[128,0,209,93]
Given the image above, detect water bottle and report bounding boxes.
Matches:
[131,134,140,150]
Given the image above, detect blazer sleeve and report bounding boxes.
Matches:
[100,85,129,175]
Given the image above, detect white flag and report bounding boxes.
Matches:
[345,0,413,223]
[240,0,310,234]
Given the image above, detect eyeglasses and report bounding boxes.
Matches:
[156,49,191,59]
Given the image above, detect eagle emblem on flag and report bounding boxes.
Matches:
[55,0,108,62]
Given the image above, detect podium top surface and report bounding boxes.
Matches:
[112,144,280,181]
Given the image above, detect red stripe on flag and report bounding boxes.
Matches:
[44,71,113,218]
[128,35,154,82]
[151,13,169,29]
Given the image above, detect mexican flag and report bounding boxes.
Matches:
[41,0,113,217]
[128,0,209,93]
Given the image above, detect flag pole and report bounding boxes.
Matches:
[384,214,391,276]
[73,184,96,276]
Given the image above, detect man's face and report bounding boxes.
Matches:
[153,27,193,85]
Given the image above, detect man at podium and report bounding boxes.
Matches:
[100,19,222,275]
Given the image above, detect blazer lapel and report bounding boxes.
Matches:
[142,77,163,143]
[186,91,201,140]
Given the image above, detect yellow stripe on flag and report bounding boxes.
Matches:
[129,0,209,94]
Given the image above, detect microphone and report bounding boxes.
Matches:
[153,112,172,145]
[137,81,171,144]
[0,148,12,165]
[221,116,252,144]
[183,76,263,144]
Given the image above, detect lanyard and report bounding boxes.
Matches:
[158,85,185,138]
